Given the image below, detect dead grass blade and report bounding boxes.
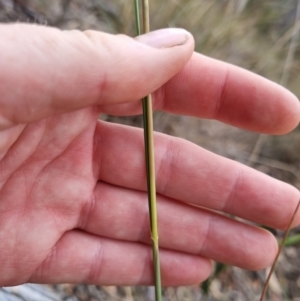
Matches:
[260,199,300,301]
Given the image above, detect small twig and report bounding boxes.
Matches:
[259,199,300,301]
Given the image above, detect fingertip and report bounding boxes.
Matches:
[290,191,300,229]
[249,229,278,271]
[276,185,300,230]
[272,88,300,134]
[294,94,300,129]
[233,228,278,272]
[190,257,213,284]
[201,258,214,282]
[226,68,300,135]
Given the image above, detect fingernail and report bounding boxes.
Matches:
[135,28,191,49]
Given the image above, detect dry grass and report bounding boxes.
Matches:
[108,0,300,94]
[3,0,300,93]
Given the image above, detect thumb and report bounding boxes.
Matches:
[0,24,194,129]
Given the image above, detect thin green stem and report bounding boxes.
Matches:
[134,0,141,36]
[134,1,162,301]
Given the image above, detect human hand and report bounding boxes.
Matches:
[0,24,299,287]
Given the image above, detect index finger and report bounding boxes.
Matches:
[162,53,300,134]
[103,53,300,134]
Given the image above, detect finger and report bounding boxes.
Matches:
[79,182,278,270]
[30,231,212,286]
[96,121,300,229]
[102,53,300,134]
[0,24,194,129]
[159,53,300,134]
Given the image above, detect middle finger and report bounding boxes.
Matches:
[80,182,277,270]
[95,121,300,230]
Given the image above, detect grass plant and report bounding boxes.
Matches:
[134,1,162,301]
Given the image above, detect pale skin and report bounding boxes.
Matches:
[0,24,300,287]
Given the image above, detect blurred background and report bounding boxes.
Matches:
[0,0,299,300]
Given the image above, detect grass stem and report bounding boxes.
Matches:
[260,199,300,301]
[134,1,162,301]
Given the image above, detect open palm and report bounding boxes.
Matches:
[1,24,300,287]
